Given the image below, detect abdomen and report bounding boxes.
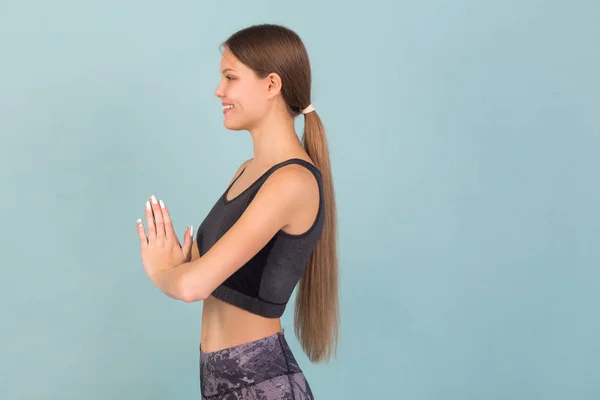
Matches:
[200,295,283,353]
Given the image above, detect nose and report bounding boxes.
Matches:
[215,81,225,99]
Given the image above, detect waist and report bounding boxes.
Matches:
[199,331,303,397]
[200,295,283,353]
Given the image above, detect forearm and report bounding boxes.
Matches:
[154,264,188,301]
[154,262,206,302]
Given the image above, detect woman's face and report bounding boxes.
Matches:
[214,48,271,131]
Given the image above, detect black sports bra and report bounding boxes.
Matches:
[195,158,324,317]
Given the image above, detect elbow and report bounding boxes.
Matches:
[180,291,205,303]
[178,274,209,303]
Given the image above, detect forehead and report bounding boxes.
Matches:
[219,48,243,71]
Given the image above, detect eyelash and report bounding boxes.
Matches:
[225,75,235,81]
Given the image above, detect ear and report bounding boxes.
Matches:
[265,72,282,99]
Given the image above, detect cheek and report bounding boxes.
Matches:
[225,81,267,123]
[240,82,267,111]
[236,95,264,118]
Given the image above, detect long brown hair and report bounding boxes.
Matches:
[222,24,339,363]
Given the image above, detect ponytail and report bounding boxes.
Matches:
[294,110,340,363]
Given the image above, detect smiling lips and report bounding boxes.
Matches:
[222,104,234,114]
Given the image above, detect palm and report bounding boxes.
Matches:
[136,195,194,282]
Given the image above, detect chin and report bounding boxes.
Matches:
[224,121,245,131]
[224,117,248,131]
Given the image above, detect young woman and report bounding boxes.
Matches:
[136,23,339,399]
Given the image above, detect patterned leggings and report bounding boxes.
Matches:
[200,331,314,399]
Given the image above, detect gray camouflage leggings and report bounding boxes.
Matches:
[200,331,314,399]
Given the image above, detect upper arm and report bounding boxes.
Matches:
[182,165,316,300]
[191,159,252,262]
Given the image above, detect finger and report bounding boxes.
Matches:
[136,218,147,246]
[159,199,175,241]
[150,195,165,241]
[145,200,156,242]
[182,224,194,257]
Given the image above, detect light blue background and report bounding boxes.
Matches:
[1,1,598,399]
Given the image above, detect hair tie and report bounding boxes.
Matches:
[301,104,315,115]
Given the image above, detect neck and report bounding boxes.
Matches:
[248,109,304,167]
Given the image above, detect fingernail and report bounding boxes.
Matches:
[151,195,157,204]
[189,225,193,236]
[146,201,151,211]
[136,218,142,224]
[159,199,165,208]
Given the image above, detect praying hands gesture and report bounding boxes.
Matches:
[136,195,194,286]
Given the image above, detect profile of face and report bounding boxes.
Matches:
[214,48,282,131]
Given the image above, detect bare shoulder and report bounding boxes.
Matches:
[266,162,319,193]
[255,162,320,216]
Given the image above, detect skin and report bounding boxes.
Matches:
[136,47,320,352]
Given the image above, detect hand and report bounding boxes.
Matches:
[136,195,193,284]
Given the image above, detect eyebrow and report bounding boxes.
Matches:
[221,68,235,74]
